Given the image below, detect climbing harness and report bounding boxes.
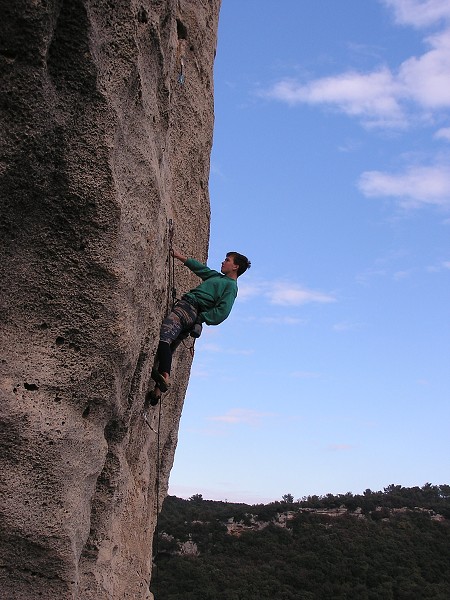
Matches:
[181,331,196,358]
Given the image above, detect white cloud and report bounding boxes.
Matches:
[268,282,336,306]
[260,316,306,325]
[207,408,274,427]
[242,315,307,325]
[393,269,414,279]
[358,164,450,207]
[333,321,364,332]
[424,260,450,272]
[262,1,450,212]
[265,3,450,128]
[382,0,450,28]
[190,365,210,378]
[290,370,321,379]
[398,29,450,108]
[338,139,363,153]
[237,281,267,300]
[200,342,253,356]
[210,162,226,178]
[435,127,450,140]
[267,68,405,128]
[238,279,336,306]
[327,443,355,452]
[356,268,387,285]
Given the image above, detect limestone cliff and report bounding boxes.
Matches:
[0,1,221,598]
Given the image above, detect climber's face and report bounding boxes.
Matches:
[220,255,238,277]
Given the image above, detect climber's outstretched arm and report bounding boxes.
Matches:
[172,249,187,263]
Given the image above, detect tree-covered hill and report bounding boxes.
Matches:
[150,484,450,600]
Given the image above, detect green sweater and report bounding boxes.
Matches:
[183,258,238,326]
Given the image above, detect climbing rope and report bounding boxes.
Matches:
[145,218,177,594]
[143,398,162,595]
[167,218,177,314]
[152,399,163,595]
[144,217,202,592]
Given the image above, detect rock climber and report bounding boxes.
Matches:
[147,249,251,405]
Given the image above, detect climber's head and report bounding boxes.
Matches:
[224,252,251,278]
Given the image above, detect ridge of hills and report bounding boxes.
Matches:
[151,484,450,600]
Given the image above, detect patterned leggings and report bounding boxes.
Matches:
[157,298,198,375]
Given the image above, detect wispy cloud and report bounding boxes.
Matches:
[382,0,450,28]
[435,127,450,141]
[207,408,275,427]
[327,443,355,452]
[358,164,450,208]
[239,279,336,306]
[210,162,226,179]
[269,282,337,306]
[201,342,254,356]
[355,249,417,284]
[237,280,268,300]
[264,2,450,129]
[355,267,387,285]
[259,316,307,325]
[241,315,307,325]
[338,138,363,153]
[290,370,321,379]
[333,321,364,332]
[266,68,405,128]
[397,28,450,109]
[260,1,450,211]
[190,365,211,378]
[393,269,414,280]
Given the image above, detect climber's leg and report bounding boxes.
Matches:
[157,300,197,371]
[149,299,198,402]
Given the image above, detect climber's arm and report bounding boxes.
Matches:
[172,249,187,263]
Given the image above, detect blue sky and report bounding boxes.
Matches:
[168,0,450,504]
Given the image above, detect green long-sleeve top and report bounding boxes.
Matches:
[183,258,238,326]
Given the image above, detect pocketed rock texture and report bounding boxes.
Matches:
[0,1,221,598]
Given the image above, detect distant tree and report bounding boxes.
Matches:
[302,494,321,508]
[439,485,450,499]
[189,493,204,503]
[282,493,294,504]
[421,482,440,499]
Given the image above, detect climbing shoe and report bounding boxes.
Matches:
[151,368,170,392]
[145,389,161,407]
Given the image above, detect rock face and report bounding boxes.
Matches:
[0,1,221,598]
